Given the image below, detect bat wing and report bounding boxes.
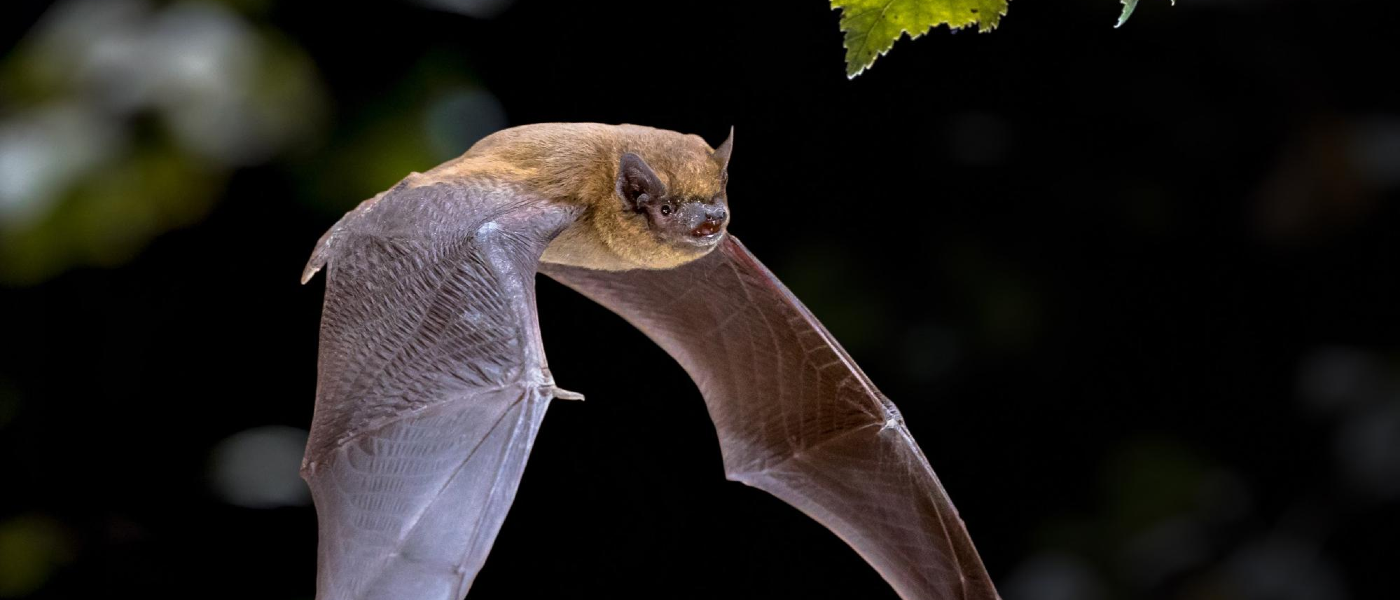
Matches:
[541,235,999,600]
[302,180,578,600]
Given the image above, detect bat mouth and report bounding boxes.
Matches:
[681,229,725,248]
[655,202,726,250]
[684,210,726,247]
[691,220,723,238]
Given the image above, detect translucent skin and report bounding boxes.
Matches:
[301,123,998,600]
[302,180,577,600]
[544,238,999,600]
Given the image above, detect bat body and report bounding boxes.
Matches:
[302,123,998,600]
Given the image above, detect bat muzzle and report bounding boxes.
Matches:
[664,201,728,249]
[689,205,727,238]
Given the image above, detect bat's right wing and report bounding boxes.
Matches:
[303,180,578,600]
[541,235,998,600]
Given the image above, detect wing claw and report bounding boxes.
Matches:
[544,385,586,401]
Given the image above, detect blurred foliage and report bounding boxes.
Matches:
[0,132,221,282]
[297,53,504,212]
[0,0,326,285]
[0,515,73,598]
[1004,350,1400,600]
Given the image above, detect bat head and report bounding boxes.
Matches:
[591,127,733,269]
[617,151,727,243]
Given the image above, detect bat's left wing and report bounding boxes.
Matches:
[542,235,998,600]
[301,180,578,600]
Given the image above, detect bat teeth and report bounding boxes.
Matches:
[691,221,722,237]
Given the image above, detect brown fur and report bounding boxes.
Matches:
[410,123,728,270]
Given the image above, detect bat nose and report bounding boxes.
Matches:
[691,207,726,238]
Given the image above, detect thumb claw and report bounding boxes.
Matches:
[545,386,585,401]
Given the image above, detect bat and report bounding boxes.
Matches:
[300,123,998,600]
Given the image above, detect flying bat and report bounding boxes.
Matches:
[300,123,998,600]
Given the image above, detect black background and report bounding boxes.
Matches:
[2,1,1398,599]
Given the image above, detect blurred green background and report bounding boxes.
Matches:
[1,1,1398,599]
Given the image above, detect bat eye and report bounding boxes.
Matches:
[659,204,673,216]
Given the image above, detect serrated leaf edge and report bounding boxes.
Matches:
[834,1,1012,79]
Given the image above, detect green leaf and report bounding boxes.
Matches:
[1117,0,1139,27]
[1117,0,1174,28]
[832,0,1009,78]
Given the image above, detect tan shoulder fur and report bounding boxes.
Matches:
[410,123,727,271]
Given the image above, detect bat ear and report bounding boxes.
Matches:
[712,126,734,174]
[616,152,666,210]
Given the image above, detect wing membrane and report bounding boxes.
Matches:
[542,236,999,600]
[304,181,576,600]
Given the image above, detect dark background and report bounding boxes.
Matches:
[2,0,1398,599]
